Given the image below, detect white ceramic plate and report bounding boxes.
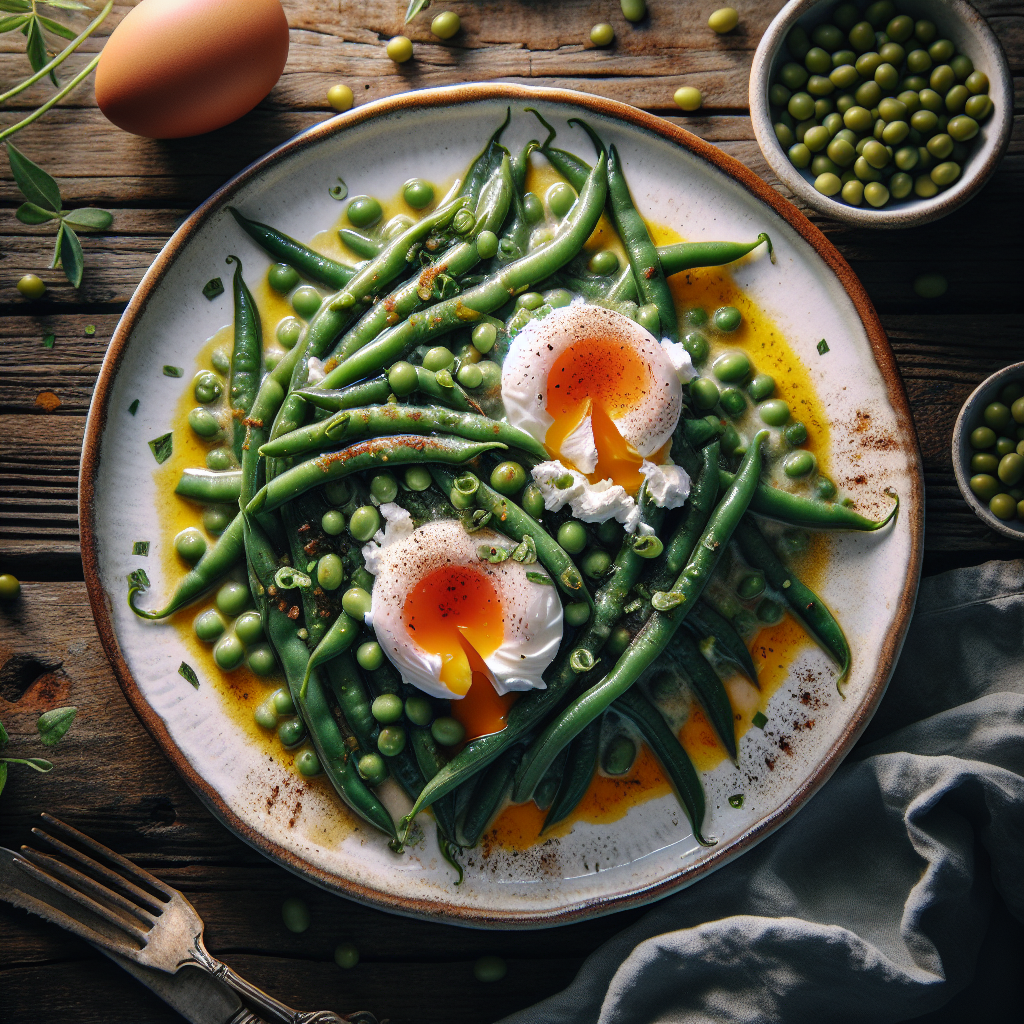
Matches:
[81,85,924,928]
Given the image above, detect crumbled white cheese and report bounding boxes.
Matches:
[306,356,327,385]
[640,460,691,508]
[531,460,647,533]
[660,339,697,383]
[361,502,413,576]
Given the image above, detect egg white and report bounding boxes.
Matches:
[362,516,563,700]
[501,302,684,471]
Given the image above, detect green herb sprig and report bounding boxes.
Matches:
[0,706,77,799]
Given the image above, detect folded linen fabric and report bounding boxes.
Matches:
[500,559,1024,1024]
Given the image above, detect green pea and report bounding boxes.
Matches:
[1013,396,1024,424]
[983,402,1013,433]
[315,553,343,592]
[274,690,296,718]
[827,137,857,166]
[906,48,932,75]
[783,450,817,477]
[989,493,1017,521]
[206,446,234,472]
[835,94,856,115]
[946,112,979,142]
[998,453,1024,487]
[606,625,632,657]
[324,479,353,506]
[970,426,996,450]
[371,693,404,725]
[194,609,226,642]
[889,172,913,200]
[590,21,614,46]
[602,735,637,776]
[466,324,497,358]
[431,716,465,746]
[557,520,588,554]
[807,75,834,99]
[759,399,790,426]
[996,436,1017,457]
[928,37,954,62]
[332,942,360,970]
[929,161,960,188]
[281,897,310,934]
[403,178,434,209]
[247,644,276,676]
[804,47,831,75]
[188,406,221,439]
[515,291,544,312]
[713,306,742,333]
[971,452,999,474]
[171,527,206,564]
[970,473,1000,501]
[787,23,810,59]
[747,373,775,401]
[737,572,766,599]
[545,181,577,219]
[522,192,543,224]
[802,125,828,154]
[278,715,306,748]
[212,583,248,620]
[582,549,612,579]
[690,376,720,411]
[885,13,913,42]
[788,142,812,169]
[771,84,793,110]
[719,387,747,417]
[926,133,953,160]
[474,955,507,983]
[914,19,937,44]
[294,749,321,777]
[349,505,381,542]
[403,695,432,727]
[213,632,245,671]
[254,700,278,729]
[517,483,544,520]
[555,600,589,629]
[964,94,993,121]
[812,21,844,48]
[352,642,382,673]
[490,461,528,496]
[192,369,223,404]
[368,472,397,505]
[787,91,815,120]
[829,64,858,90]
[873,63,898,92]
[620,0,646,21]
[823,111,844,137]
[386,360,417,397]
[757,598,785,624]
[291,286,322,319]
[963,69,989,95]
[347,195,383,228]
[784,421,808,446]
[353,753,386,790]
[864,181,890,207]
[841,179,864,205]
[881,119,909,146]
[816,476,838,499]
[340,585,371,623]
[849,19,876,51]
[843,105,873,133]
[682,330,709,364]
[894,145,919,171]
[317,509,344,537]
[268,263,299,293]
[275,315,303,350]
[709,352,749,384]
[879,41,905,65]
[230,610,261,646]
[402,466,432,492]
[422,346,455,372]
[815,172,842,196]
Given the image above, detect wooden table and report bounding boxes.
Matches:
[1,2,1021,1021]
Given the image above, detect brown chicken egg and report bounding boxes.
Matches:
[95,0,289,139]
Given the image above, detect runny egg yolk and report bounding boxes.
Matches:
[544,336,654,494]
[401,565,515,739]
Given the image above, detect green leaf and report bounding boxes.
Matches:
[0,1,31,15]
[178,662,199,689]
[0,14,29,32]
[42,333,54,349]
[61,207,113,230]
[6,141,62,213]
[752,711,768,729]
[60,223,83,287]
[127,567,150,590]
[148,432,173,464]
[24,16,54,84]
[42,0,89,9]
[405,0,431,23]
[162,365,183,378]
[817,338,830,355]
[37,14,75,39]
[127,398,139,416]
[132,541,150,556]
[728,793,745,808]
[16,201,58,224]
[36,706,77,746]
[1,756,54,772]
[202,277,224,300]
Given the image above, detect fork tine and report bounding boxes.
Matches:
[39,814,175,899]
[19,847,157,927]
[14,853,151,947]
[30,829,166,915]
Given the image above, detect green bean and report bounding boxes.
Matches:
[226,256,263,463]
[301,610,359,698]
[280,498,329,647]
[243,515,397,840]
[432,467,591,607]
[260,404,547,461]
[129,512,244,619]
[459,745,523,847]
[227,207,355,291]
[734,517,851,690]
[613,687,711,844]
[327,156,514,363]
[542,718,599,831]
[658,234,775,276]
[175,468,242,504]
[408,365,484,414]
[671,631,736,762]
[338,227,382,259]
[511,432,767,802]
[533,744,571,810]
[324,653,379,756]
[720,470,899,531]
[459,106,511,202]
[686,599,758,686]
[491,139,538,266]
[408,724,459,843]
[247,435,507,514]
[294,377,393,414]
[314,142,608,393]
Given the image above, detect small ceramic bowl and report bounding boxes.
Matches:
[750,0,1013,228]
[952,361,1024,541]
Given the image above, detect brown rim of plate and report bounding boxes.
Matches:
[79,82,925,929]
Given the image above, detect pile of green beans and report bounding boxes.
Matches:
[129,111,899,866]
[771,1,995,207]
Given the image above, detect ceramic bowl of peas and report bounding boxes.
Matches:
[953,362,1024,541]
[750,0,1012,227]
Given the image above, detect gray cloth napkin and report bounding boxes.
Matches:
[501,559,1024,1024]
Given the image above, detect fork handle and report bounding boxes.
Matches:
[203,960,349,1024]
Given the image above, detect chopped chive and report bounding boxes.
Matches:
[329,177,348,201]
[752,711,768,729]
[132,541,150,556]
[148,431,173,464]
[525,571,553,585]
[128,399,140,416]
[162,365,184,378]
[817,338,829,355]
[178,661,200,689]
[85,324,96,336]
[203,277,224,300]
[42,334,54,349]
[127,567,150,590]
[728,793,745,808]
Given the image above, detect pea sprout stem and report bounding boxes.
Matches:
[0,53,101,145]
[0,1,113,106]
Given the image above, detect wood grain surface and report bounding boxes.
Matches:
[1,2,1022,1022]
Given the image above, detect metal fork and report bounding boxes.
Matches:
[12,814,378,1024]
